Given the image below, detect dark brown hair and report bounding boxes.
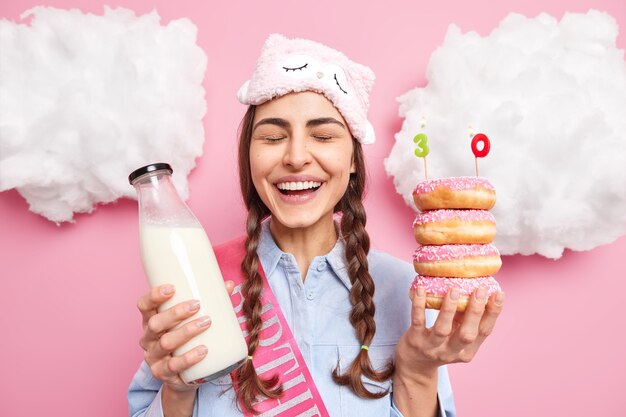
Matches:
[235,105,393,413]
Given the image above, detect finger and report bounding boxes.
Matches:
[137,285,176,325]
[448,288,487,350]
[150,355,184,382]
[152,316,212,359]
[167,345,209,376]
[475,291,505,344]
[409,286,427,330]
[143,299,201,344]
[428,287,460,346]
[225,280,235,296]
[448,291,505,363]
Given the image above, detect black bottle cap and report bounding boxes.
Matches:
[128,163,173,185]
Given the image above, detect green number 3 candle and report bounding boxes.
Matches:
[413,132,430,158]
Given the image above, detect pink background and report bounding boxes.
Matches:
[1,1,625,416]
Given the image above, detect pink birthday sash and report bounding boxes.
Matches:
[215,236,330,417]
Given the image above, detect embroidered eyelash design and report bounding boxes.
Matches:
[334,74,348,94]
[282,63,308,72]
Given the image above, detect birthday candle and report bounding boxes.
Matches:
[413,133,430,158]
[470,133,491,176]
[471,133,491,158]
[413,117,430,179]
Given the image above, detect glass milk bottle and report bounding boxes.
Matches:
[129,163,247,384]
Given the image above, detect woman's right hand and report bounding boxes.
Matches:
[136,283,233,393]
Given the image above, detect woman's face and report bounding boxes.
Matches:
[250,91,355,231]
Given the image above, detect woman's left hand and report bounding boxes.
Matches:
[395,286,505,381]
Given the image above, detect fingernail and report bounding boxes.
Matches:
[161,285,175,295]
[188,300,201,311]
[450,287,460,301]
[495,291,505,306]
[475,288,487,303]
[197,316,211,327]
[416,286,426,297]
[197,345,208,356]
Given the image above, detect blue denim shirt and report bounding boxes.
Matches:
[128,220,456,416]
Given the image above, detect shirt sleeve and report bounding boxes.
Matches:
[128,361,200,417]
[128,361,165,417]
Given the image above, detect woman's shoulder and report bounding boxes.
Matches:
[367,248,415,287]
[367,248,439,337]
[366,249,415,336]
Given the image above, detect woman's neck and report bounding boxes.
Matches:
[269,214,337,282]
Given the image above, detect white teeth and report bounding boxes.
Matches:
[277,181,322,191]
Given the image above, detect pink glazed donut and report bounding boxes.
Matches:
[413,209,496,245]
[413,244,502,278]
[413,177,496,211]
[410,275,501,312]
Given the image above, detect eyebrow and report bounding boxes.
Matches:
[306,117,346,129]
[253,117,346,132]
[253,118,289,131]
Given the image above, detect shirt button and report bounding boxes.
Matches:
[306,291,315,300]
[317,261,326,272]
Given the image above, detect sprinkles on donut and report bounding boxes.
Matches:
[410,176,502,312]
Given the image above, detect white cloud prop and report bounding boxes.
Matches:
[0,7,207,223]
[385,10,626,259]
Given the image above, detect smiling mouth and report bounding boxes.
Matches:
[276,181,322,196]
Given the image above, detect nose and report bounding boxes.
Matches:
[283,134,312,169]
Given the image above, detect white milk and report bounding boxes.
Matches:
[140,226,247,383]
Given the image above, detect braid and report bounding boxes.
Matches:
[235,105,282,413]
[331,142,394,398]
[234,202,283,413]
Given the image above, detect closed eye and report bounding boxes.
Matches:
[334,74,347,94]
[265,136,285,142]
[256,134,286,143]
[283,63,308,72]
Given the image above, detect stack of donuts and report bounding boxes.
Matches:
[410,177,502,312]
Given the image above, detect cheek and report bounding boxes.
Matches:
[249,146,266,173]
[330,151,354,177]
[249,153,266,192]
[326,155,354,194]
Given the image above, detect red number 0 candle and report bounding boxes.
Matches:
[471,133,490,176]
[471,133,490,158]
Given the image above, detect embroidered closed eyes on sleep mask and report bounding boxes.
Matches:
[237,33,376,145]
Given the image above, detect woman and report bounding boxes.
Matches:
[128,34,504,417]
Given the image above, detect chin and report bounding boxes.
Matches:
[274,215,317,229]
[272,208,329,230]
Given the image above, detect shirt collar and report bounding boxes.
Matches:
[256,219,284,279]
[256,218,353,290]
